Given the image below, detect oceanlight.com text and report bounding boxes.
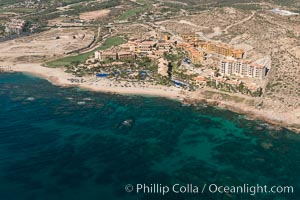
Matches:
[125,183,294,196]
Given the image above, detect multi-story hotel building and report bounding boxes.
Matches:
[177,43,205,64]
[95,51,135,61]
[119,42,139,53]
[197,41,245,59]
[232,49,245,59]
[156,42,171,51]
[117,51,136,60]
[220,60,267,79]
[187,47,204,64]
[95,51,117,61]
[95,37,174,62]
[138,41,156,53]
[179,34,245,59]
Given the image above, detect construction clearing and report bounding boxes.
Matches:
[0,28,95,63]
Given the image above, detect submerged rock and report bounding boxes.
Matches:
[116,118,135,131]
[122,119,134,127]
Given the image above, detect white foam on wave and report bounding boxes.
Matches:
[83,98,92,101]
[26,97,35,101]
[77,101,86,105]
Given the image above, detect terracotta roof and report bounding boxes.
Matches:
[194,76,207,82]
[101,51,116,55]
[233,49,245,53]
[140,41,156,46]
[118,51,133,55]
[221,60,234,63]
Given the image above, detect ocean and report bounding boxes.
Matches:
[0,73,299,200]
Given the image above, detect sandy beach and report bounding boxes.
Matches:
[1,62,299,133]
[2,63,188,99]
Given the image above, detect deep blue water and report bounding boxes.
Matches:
[0,73,299,200]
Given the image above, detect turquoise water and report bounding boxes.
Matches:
[0,73,299,200]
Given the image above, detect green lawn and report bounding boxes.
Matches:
[0,8,37,14]
[117,0,151,21]
[45,36,126,68]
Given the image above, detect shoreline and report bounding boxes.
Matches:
[2,62,300,133]
[190,98,300,133]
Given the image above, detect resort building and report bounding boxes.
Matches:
[179,34,245,59]
[179,33,198,43]
[178,42,190,50]
[207,42,233,57]
[95,36,176,62]
[5,19,26,35]
[194,76,208,85]
[95,51,135,61]
[157,42,171,51]
[150,31,170,42]
[119,41,140,53]
[178,34,246,65]
[147,54,160,61]
[187,47,204,64]
[220,59,267,79]
[197,41,245,59]
[95,51,117,61]
[138,41,156,53]
[154,50,166,57]
[248,63,267,79]
[178,42,205,64]
[117,51,136,60]
[232,49,245,59]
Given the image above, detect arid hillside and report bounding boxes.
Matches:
[157,6,300,113]
[221,11,300,109]
[176,0,300,8]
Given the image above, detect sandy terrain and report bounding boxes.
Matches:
[0,28,94,63]
[48,17,80,26]
[79,9,111,21]
[157,8,251,34]
[56,5,71,11]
